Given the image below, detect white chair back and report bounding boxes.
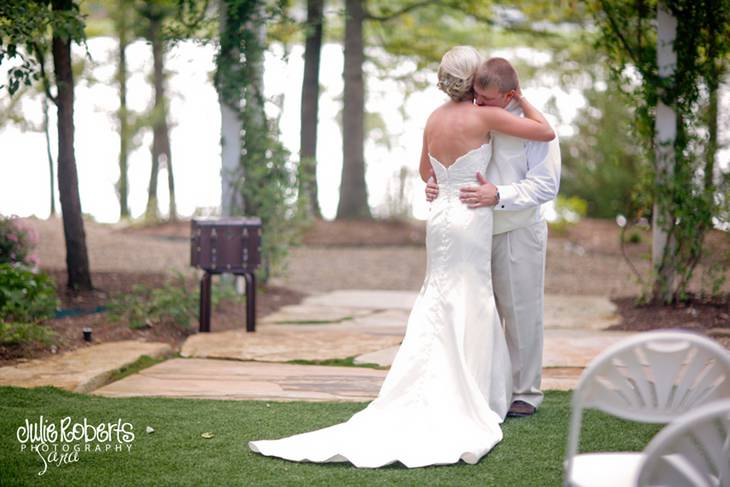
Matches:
[574,331,730,422]
[564,330,730,486]
[636,398,730,487]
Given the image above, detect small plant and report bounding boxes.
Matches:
[108,273,197,330]
[627,231,643,244]
[107,272,246,330]
[0,216,39,267]
[0,264,58,323]
[0,321,55,346]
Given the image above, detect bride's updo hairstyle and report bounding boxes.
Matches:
[437,46,482,102]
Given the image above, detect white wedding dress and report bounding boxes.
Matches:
[248,142,512,468]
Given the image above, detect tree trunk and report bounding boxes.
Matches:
[116,0,131,219]
[145,15,175,221]
[242,6,267,214]
[218,0,243,217]
[52,0,92,291]
[42,96,56,217]
[298,0,324,218]
[651,3,677,302]
[336,0,371,219]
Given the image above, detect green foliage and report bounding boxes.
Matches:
[0,321,55,346]
[550,195,588,235]
[107,272,245,330]
[0,0,87,95]
[107,273,196,329]
[0,216,39,267]
[215,0,308,283]
[559,78,645,219]
[0,264,58,323]
[591,0,730,302]
[627,231,643,245]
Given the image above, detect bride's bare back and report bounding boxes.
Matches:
[419,98,555,182]
[425,102,490,168]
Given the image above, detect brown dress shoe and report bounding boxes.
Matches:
[507,400,536,417]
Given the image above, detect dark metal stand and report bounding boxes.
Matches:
[198,271,256,333]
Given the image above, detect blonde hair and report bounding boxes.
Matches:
[437,46,482,102]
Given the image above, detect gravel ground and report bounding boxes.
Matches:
[24,216,727,298]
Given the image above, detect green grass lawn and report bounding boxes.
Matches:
[0,387,661,486]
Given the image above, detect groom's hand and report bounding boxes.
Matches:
[460,173,498,208]
[425,175,439,202]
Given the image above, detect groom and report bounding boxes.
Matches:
[425,57,561,417]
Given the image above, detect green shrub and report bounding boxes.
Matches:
[107,272,243,330]
[549,195,588,235]
[0,264,58,323]
[108,274,196,330]
[0,321,55,346]
[0,216,39,267]
[627,231,643,244]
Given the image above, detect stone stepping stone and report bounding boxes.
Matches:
[0,341,172,393]
[302,290,418,310]
[348,309,410,330]
[354,329,636,369]
[260,304,373,325]
[93,358,387,402]
[542,367,584,391]
[181,327,403,362]
[544,295,620,330]
[543,329,634,368]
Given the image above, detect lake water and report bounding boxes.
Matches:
[2,38,723,224]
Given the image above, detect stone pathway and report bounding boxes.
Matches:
[93,359,387,402]
[0,341,172,393]
[91,290,634,401]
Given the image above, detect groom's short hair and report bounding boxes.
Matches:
[475,57,519,93]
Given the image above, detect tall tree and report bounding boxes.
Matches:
[216,0,302,282]
[112,0,134,219]
[139,0,177,222]
[334,0,531,220]
[298,0,324,218]
[51,0,93,290]
[218,0,243,217]
[1,1,92,290]
[337,0,370,219]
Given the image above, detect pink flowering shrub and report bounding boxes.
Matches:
[0,216,39,267]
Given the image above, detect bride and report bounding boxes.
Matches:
[248,46,555,468]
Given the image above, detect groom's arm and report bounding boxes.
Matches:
[494,136,561,211]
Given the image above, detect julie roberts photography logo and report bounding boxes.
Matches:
[16,415,135,476]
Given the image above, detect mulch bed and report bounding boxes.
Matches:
[4,217,729,365]
[0,270,306,366]
[610,295,730,332]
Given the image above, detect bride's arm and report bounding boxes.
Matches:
[419,130,433,182]
[480,98,555,141]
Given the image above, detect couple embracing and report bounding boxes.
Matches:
[249,46,562,469]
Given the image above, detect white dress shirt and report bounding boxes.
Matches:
[486,99,562,234]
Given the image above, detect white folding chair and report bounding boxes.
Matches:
[564,330,730,487]
[636,398,730,487]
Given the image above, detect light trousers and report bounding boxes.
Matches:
[491,219,548,408]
